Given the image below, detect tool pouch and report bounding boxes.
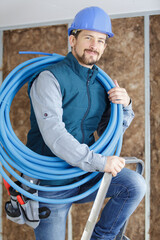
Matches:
[5,181,51,229]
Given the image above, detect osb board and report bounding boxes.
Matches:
[2,15,160,240]
[150,15,160,240]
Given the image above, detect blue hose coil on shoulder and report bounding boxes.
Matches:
[0,52,123,204]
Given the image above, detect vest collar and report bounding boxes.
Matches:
[64,52,99,84]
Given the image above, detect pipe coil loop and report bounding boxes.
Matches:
[0,53,123,203]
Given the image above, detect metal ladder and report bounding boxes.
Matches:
[71,157,144,240]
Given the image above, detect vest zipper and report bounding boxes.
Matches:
[81,73,92,143]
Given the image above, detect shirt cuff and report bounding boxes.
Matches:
[123,99,132,110]
[92,154,107,172]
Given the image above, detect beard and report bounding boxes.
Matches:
[74,47,100,66]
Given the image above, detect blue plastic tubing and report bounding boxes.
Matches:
[0,53,123,204]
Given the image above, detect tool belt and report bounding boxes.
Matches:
[4,180,51,229]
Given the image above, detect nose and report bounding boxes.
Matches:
[90,39,97,50]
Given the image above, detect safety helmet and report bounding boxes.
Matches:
[68,6,114,38]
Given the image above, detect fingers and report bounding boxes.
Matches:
[108,87,126,101]
[108,80,130,107]
[104,156,125,177]
[114,157,125,176]
[112,161,125,177]
[113,79,119,87]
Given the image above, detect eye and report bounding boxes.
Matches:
[98,40,105,44]
[85,36,91,40]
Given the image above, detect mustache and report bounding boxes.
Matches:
[84,49,99,55]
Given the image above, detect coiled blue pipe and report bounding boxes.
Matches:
[0,52,123,204]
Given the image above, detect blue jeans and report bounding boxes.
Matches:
[34,168,146,240]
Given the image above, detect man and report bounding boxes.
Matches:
[27,6,146,240]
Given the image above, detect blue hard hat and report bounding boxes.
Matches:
[68,6,114,38]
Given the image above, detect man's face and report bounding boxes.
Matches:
[69,30,107,68]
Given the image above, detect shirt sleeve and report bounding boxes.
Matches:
[122,102,135,132]
[30,70,107,172]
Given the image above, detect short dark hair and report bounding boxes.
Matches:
[70,30,82,39]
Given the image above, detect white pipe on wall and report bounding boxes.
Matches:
[144,14,151,240]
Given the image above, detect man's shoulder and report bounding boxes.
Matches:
[46,57,69,73]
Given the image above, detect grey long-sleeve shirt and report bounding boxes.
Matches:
[30,70,134,172]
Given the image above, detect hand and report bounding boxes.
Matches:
[104,156,125,177]
[108,80,130,107]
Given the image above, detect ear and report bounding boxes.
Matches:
[69,35,76,48]
[104,43,107,50]
[102,43,107,54]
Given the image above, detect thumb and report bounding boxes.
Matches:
[113,80,120,87]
